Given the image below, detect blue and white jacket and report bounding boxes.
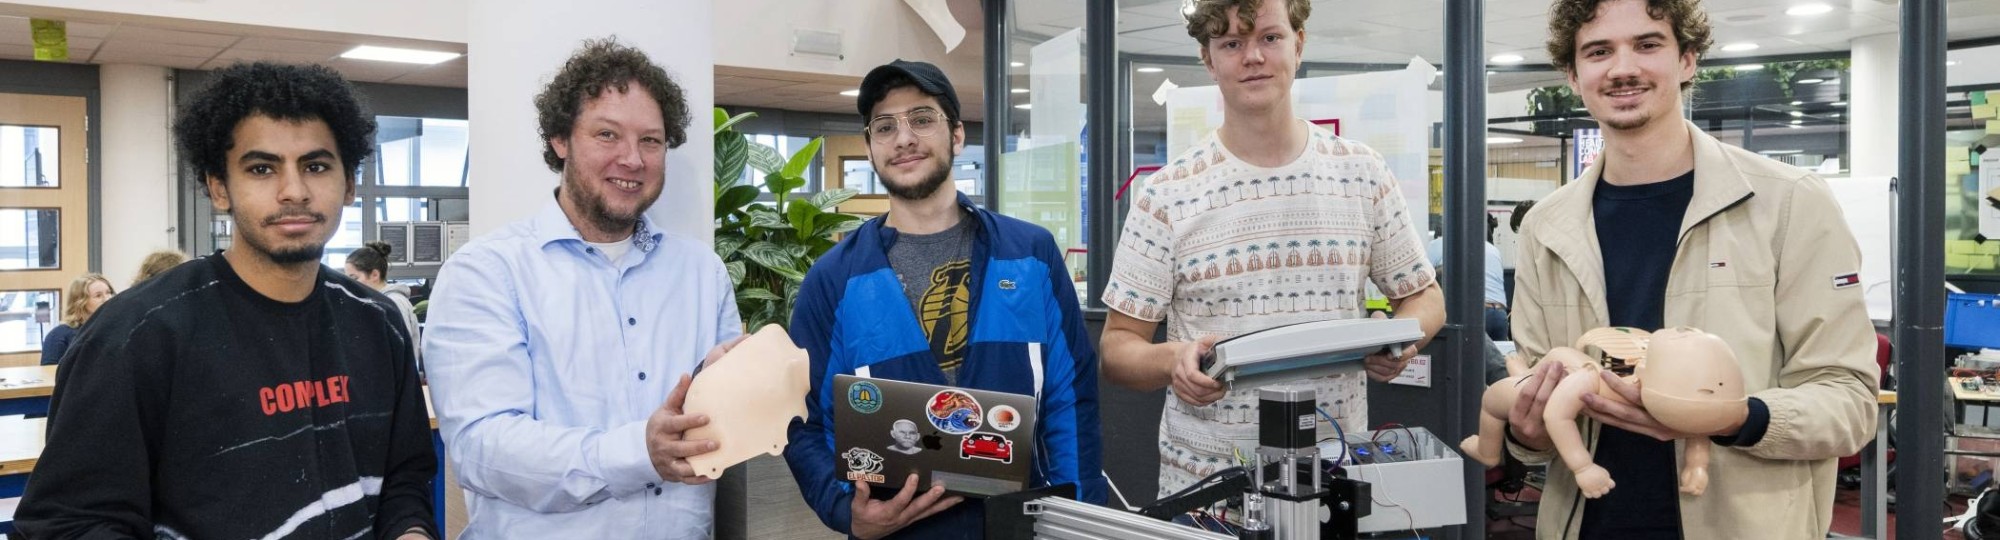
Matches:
[784,193,1106,539]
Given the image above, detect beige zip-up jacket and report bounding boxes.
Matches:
[1506,120,1880,539]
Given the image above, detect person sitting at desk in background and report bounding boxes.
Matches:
[1425,214,1509,341]
[345,241,422,372]
[39,272,114,366]
[132,249,190,287]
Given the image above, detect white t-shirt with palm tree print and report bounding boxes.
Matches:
[1103,121,1437,497]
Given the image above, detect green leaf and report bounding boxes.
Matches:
[767,264,807,283]
[715,109,757,133]
[714,134,749,185]
[738,287,782,302]
[725,260,746,286]
[787,203,823,238]
[781,137,825,180]
[808,188,859,211]
[747,144,786,175]
[762,171,807,200]
[814,213,865,237]
[714,234,748,259]
[715,184,760,218]
[741,241,796,273]
[748,208,793,230]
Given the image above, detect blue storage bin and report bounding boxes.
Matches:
[1947,292,2000,349]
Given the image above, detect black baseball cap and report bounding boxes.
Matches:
[856,59,961,123]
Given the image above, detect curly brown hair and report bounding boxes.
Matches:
[1546,0,1713,90]
[1183,0,1310,50]
[535,37,690,172]
[63,273,112,327]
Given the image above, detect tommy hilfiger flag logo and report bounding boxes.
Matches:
[1833,273,1861,289]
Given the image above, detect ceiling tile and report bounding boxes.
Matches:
[233,37,352,56]
[108,26,238,48]
[95,40,223,59]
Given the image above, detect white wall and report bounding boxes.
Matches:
[712,0,982,88]
[97,63,178,289]
[468,0,716,241]
[8,0,466,43]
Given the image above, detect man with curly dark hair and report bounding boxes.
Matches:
[1501,1,1878,538]
[16,62,437,540]
[424,38,744,539]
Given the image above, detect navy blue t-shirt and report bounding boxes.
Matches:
[1578,170,1693,539]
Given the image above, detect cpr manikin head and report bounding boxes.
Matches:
[1636,327,1748,435]
[680,325,813,479]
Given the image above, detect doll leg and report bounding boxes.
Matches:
[1545,368,1615,498]
[1460,375,1526,467]
[1679,437,1712,496]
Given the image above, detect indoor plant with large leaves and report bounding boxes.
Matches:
[714,108,864,330]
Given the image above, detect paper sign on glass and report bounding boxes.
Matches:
[683,324,811,479]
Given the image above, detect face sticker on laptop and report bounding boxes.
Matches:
[987,405,1021,432]
[927,390,983,434]
[847,380,883,414]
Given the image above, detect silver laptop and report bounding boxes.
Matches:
[832,374,1038,498]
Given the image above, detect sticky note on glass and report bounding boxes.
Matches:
[1989,120,2000,135]
[1952,145,1972,163]
[1976,105,2000,120]
[1974,91,1990,106]
[30,19,66,61]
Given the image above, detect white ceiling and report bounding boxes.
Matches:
[0,10,467,87]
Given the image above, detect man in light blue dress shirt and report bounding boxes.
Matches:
[424,38,745,539]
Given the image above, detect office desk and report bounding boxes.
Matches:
[0,365,56,417]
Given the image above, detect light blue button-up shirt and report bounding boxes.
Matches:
[425,201,741,539]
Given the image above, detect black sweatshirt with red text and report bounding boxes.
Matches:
[16,254,436,540]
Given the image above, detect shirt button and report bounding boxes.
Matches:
[628,317,637,326]
[586,247,596,253]
[638,372,648,381]
[654,487,664,496]
[646,482,656,489]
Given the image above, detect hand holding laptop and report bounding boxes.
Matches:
[851,473,963,540]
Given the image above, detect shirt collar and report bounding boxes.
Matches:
[533,196,663,254]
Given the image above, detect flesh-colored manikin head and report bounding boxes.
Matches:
[1636,327,1748,434]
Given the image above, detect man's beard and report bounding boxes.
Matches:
[883,152,955,202]
[563,167,659,235]
[239,207,328,265]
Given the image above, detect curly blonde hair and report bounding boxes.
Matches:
[1546,0,1713,91]
[133,250,188,286]
[63,273,113,328]
[1183,0,1311,49]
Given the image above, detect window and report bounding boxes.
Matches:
[0,125,59,188]
[0,289,58,353]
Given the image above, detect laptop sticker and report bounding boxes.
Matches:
[887,419,924,455]
[959,433,1014,463]
[928,389,983,434]
[988,405,1021,432]
[848,380,883,414]
[843,447,887,483]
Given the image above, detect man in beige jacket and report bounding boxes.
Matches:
[1504,0,1880,538]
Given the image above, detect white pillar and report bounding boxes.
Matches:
[467,1,715,241]
[1850,33,1898,179]
[98,63,178,289]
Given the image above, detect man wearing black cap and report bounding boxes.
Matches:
[783,59,1106,539]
